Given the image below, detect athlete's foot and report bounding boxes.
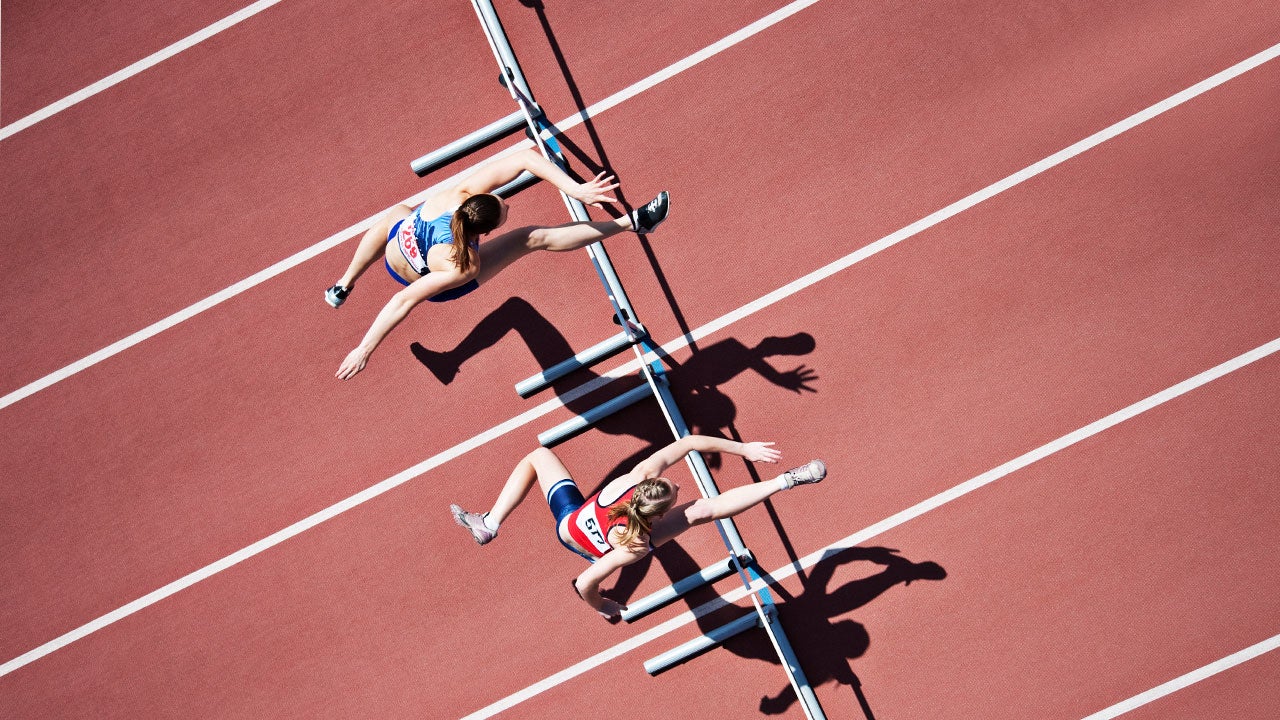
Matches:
[781,459,826,488]
[901,560,946,585]
[450,504,496,545]
[629,191,670,233]
[411,343,460,385]
[324,284,352,308]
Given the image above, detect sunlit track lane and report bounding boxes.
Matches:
[0,182,627,662]
[0,0,251,124]
[4,58,1279,710]
[0,0,790,404]
[1116,645,1280,720]
[564,0,1280,353]
[810,354,1280,720]
[3,0,1279,714]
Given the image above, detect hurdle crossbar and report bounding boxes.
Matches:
[537,381,654,447]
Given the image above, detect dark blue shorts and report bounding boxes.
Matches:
[546,479,595,562]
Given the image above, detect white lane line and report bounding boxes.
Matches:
[4,21,1278,414]
[461,337,1280,719]
[1080,633,1280,720]
[0,0,827,411]
[4,35,1280,675]
[0,0,286,141]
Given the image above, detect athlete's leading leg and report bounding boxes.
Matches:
[650,460,826,546]
[473,191,669,285]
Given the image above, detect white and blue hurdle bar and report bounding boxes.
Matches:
[406,3,828,716]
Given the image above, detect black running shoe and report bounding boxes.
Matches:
[630,191,670,233]
[324,284,351,308]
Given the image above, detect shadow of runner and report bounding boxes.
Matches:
[647,542,946,717]
[411,297,818,488]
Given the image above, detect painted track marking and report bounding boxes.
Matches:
[1079,633,1280,719]
[4,35,1279,675]
[0,1,287,141]
[460,337,1280,718]
[0,0,826,410]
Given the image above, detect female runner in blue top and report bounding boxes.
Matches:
[327,148,669,379]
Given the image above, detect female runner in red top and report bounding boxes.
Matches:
[449,435,826,620]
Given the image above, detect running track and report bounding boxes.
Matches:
[2,0,1278,717]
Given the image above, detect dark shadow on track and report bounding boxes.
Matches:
[648,542,946,718]
[411,297,817,490]
[515,0,699,351]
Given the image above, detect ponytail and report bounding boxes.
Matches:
[607,477,677,549]
[450,193,503,275]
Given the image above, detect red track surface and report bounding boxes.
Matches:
[2,1,1278,718]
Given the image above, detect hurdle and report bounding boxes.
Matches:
[449,2,828,717]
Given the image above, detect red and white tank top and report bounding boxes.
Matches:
[565,486,638,559]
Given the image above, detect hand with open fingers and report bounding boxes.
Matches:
[742,441,782,464]
[336,347,370,380]
[598,598,626,623]
[571,171,619,208]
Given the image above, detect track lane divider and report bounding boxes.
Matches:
[0,0,830,410]
[0,0,288,141]
[1079,632,1280,719]
[3,28,1277,412]
[459,336,1280,718]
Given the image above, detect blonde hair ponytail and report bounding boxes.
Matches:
[607,477,677,549]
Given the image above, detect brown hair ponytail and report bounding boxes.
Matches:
[607,477,677,550]
[450,194,503,275]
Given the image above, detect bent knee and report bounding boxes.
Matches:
[527,447,558,463]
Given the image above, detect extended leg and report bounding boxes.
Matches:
[651,460,826,546]
[475,191,669,284]
[451,448,573,544]
[328,205,415,303]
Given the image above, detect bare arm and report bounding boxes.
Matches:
[572,545,647,621]
[631,435,782,479]
[457,148,618,207]
[335,268,473,380]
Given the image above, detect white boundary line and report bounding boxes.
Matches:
[460,336,1280,719]
[3,36,1279,678]
[3,15,1278,413]
[1080,633,1280,719]
[0,0,826,411]
[0,0,286,141]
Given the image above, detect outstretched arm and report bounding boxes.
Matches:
[457,148,618,207]
[335,268,473,380]
[631,436,781,479]
[573,546,646,622]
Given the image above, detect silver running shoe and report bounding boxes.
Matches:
[450,504,496,545]
[782,459,827,488]
[324,284,351,308]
